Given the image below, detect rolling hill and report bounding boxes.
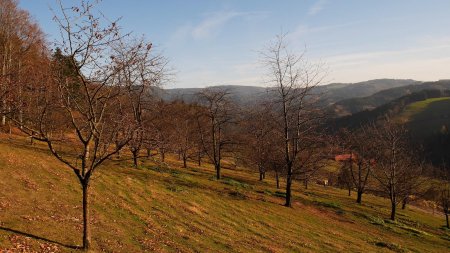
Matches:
[153,79,419,106]
[332,89,450,166]
[0,134,449,252]
[330,80,450,117]
[397,97,450,166]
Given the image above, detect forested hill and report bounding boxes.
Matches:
[152,79,418,105]
[331,88,450,166]
[316,79,419,106]
[331,88,450,130]
[152,85,269,105]
[330,80,450,117]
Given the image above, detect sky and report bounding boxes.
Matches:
[19,0,450,88]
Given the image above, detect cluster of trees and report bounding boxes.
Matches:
[335,120,425,220]
[0,0,168,250]
[0,0,46,131]
[1,0,450,251]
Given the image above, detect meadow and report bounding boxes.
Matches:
[0,134,449,252]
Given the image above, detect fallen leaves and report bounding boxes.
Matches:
[1,235,60,253]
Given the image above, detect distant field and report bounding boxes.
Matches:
[397,97,450,137]
[0,134,449,252]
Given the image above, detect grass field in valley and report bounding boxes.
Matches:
[397,97,450,137]
[0,134,449,252]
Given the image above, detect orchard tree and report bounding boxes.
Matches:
[12,1,165,250]
[151,101,175,163]
[117,38,167,168]
[241,102,280,181]
[169,101,199,168]
[371,119,423,220]
[196,88,235,180]
[337,161,353,196]
[439,180,450,228]
[261,33,326,207]
[337,127,376,204]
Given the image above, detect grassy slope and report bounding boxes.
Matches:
[0,135,449,252]
[397,97,450,137]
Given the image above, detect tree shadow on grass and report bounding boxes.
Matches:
[0,226,81,250]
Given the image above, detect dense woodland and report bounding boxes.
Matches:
[0,0,449,251]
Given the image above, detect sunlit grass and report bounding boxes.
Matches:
[0,134,449,252]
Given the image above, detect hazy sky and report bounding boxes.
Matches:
[19,0,450,88]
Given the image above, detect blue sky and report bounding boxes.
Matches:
[19,0,450,88]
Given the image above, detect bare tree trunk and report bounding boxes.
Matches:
[86,146,90,161]
[82,182,91,251]
[285,167,293,207]
[446,214,449,229]
[132,150,138,168]
[1,101,6,126]
[198,156,201,166]
[182,155,187,168]
[215,163,221,180]
[275,170,280,189]
[259,165,264,181]
[304,179,308,189]
[146,148,151,158]
[160,149,165,162]
[115,140,121,158]
[356,190,362,204]
[348,187,351,196]
[390,202,396,221]
[401,197,408,210]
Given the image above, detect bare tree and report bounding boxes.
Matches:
[336,127,376,204]
[269,153,286,189]
[261,33,326,207]
[116,38,167,168]
[371,119,423,220]
[150,101,174,163]
[241,102,280,181]
[439,181,450,228]
[196,88,235,179]
[163,101,199,168]
[11,1,165,250]
[337,161,354,196]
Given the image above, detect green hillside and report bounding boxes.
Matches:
[332,91,450,166]
[330,80,450,117]
[397,97,450,165]
[397,97,450,134]
[0,134,449,252]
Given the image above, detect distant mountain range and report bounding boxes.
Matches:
[154,78,450,166]
[152,85,269,105]
[330,80,450,117]
[154,79,421,108]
